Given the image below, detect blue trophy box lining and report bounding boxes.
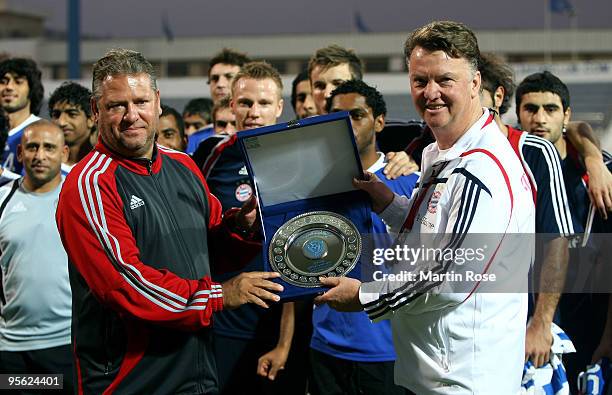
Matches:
[237,112,373,300]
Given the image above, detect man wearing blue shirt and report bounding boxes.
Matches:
[0,58,44,175]
[311,80,416,395]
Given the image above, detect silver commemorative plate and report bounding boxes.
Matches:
[268,211,361,287]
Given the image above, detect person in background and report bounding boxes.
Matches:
[183,97,214,153]
[211,97,237,135]
[158,104,188,151]
[516,70,612,392]
[308,45,414,179]
[308,79,416,395]
[0,108,19,185]
[48,81,95,173]
[291,70,316,119]
[0,58,43,175]
[208,48,251,105]
[0,119,73,394]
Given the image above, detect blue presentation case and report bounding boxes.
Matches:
[237,112,373,300]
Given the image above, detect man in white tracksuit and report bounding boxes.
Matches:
[316,21,535,394]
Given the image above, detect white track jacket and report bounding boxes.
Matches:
[360,110,535,394]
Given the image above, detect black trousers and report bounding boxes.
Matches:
[309,348,410,395]
[0,344,74,395]
[214,334,309,395]
[560,293,609,394]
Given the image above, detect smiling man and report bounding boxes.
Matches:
[55,49,283,395]
[0,58,44,175]
[0,120,74,393]
[193,61,298,395]
[316,21,535,394]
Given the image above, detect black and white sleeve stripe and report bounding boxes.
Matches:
[363,169,491,320]
[523,135,574,236]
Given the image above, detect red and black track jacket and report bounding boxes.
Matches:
[56,142,259,395]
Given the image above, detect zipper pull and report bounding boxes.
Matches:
[146,160,153,175]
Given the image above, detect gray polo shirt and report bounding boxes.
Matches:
[0,178,71,351]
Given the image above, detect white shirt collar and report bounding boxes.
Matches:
[8,114,40,137]
[367,152,386,173]
[423,108,492,164]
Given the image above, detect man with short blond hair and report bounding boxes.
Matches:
[194,61,299,395]
[308,45,415,178]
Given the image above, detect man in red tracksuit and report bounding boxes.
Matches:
[56,48,283,395]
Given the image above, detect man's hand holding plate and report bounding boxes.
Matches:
[314,276,363,312]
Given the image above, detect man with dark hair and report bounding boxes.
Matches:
[194,61,299,395]
[480,54,573,372]
[291,70,316,119]
[0,58,44,174]
[56,48,283,394]
[184,49,250,154]
[48,81,95,171]
[211,97,236,135]
[478,53,515,116]
[0,120,74,393]
[317,21,535,393]
[516,71,612,392]
[208,48,251,105]
[183,97,213,134]
[308,79,416,395]
[480,54,612,373]
[158,104,187,151]
[183,97,214,154]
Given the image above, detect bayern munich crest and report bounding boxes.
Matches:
[428,190,441,214]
